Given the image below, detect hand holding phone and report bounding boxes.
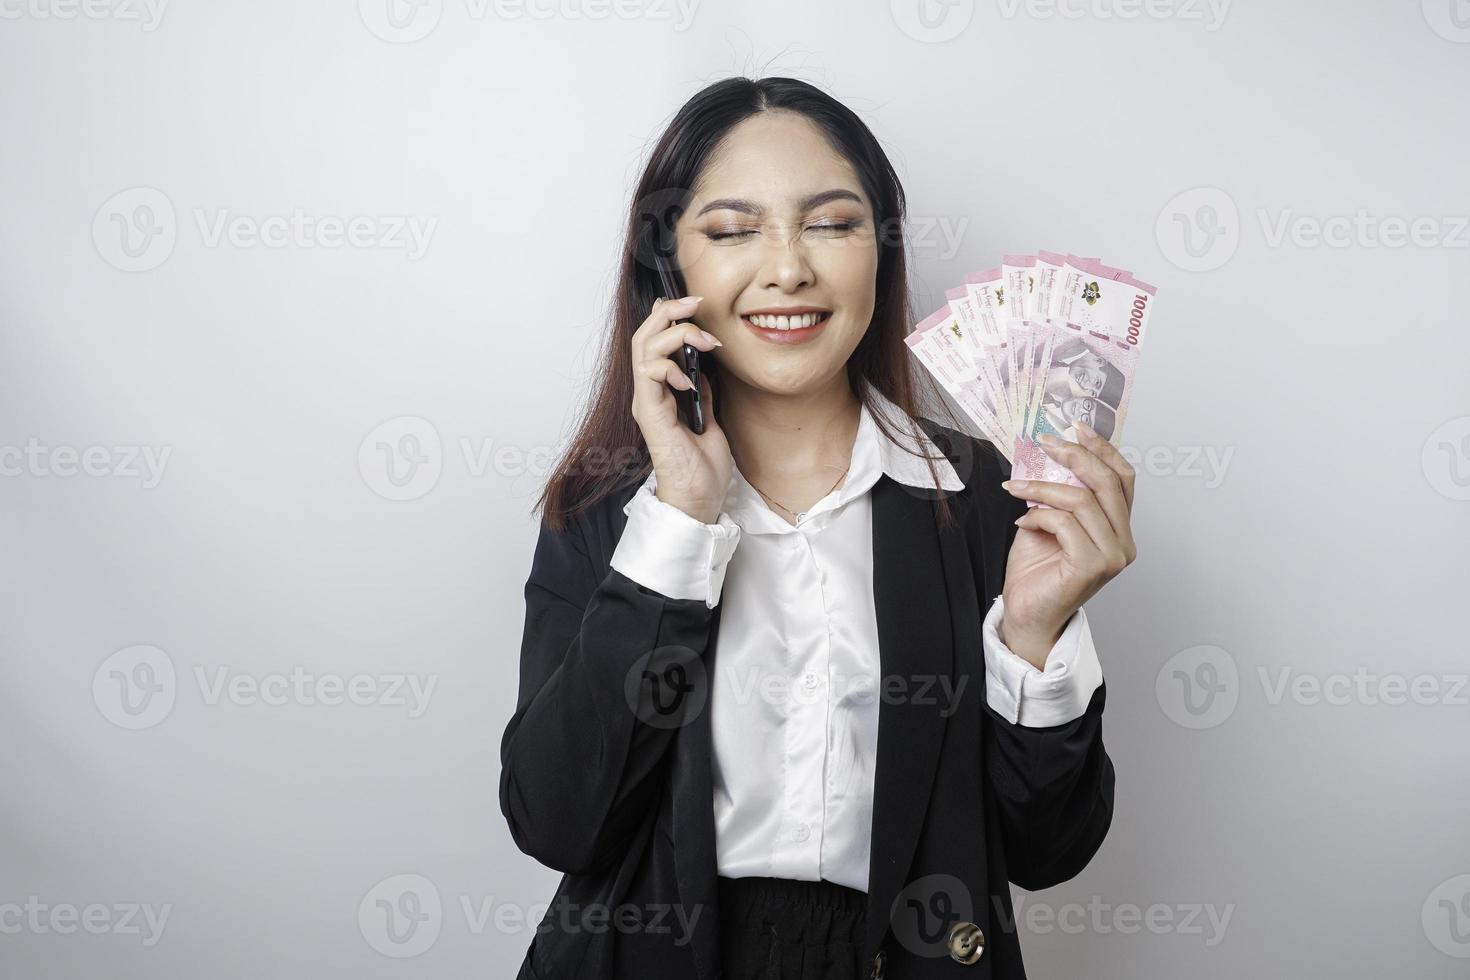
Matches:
[628,294,729,524]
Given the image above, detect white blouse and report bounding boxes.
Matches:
[608,384,1103,894]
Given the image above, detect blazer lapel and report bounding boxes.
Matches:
[864,472,957,961]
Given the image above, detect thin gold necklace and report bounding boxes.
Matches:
[745,466,850,524]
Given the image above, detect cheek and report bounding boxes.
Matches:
[815,242,878,306]
[679,247,756,298]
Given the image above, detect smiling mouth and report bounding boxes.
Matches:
[740,311,833,346]
[742,311,832,330]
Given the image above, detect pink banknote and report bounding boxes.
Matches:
[906,250,1160,493]
[1012,265,1158,491]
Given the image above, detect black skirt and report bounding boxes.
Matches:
[717,874,868,980]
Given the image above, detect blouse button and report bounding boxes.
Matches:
[792,823,810,842]
[803,672,819,690]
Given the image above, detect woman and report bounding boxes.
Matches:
[500,76,1134,980]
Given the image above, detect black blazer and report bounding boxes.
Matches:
[499,420,1115,980]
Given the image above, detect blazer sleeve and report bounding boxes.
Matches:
[498,502,720,876]
[970,438,1117,891]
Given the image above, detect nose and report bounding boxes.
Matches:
[756,233,817,292]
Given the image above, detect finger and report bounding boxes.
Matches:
[633,355,695,407]
[631,294,703,346]
[631,297,702,419]
[1003,478,1127,570]
[647,320,723,360]
[696,367,720,432]
[1074,420,1135,513]
[1014,505,1105,573]
[631,355,693,425]
[1037,434,1131,548]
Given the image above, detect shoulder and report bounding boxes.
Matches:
[539,474,645,577]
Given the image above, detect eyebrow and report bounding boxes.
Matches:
[693,188,866,218]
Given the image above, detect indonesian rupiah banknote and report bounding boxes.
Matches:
[906,252,1158,493]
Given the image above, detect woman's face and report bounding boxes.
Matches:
[674,110,879,397]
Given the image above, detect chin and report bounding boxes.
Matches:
[749,361,848,396]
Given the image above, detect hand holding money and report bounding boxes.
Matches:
[905,250,1155,662]
[997,420,1138,666]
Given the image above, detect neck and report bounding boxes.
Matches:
[718,372,862,487]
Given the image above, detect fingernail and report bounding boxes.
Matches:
[700,330,723,347]
[1075,420,1093,436]
[1002,480,1025,491]
[679,295,703,304]
[1039,433,1062,446]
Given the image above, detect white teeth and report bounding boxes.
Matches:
[747,312,826,330]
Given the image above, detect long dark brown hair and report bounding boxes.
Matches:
[536,75,973,531]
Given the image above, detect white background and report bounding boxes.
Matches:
[2,0,1468,976]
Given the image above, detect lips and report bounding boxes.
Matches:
[741,310,832,346]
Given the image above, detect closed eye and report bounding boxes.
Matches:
[808,221,855,233]
[706,219,864,242]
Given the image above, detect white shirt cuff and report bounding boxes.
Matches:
[982,596,1103,728]
[608,478,741,609]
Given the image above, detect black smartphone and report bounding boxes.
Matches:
[652,249,705,434]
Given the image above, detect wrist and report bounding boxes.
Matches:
[999,614,1067,670]
[654,488,721,526]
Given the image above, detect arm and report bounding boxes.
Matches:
[983,679,1115,891]
[973,439,1117,891]
[498,481,739,875]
